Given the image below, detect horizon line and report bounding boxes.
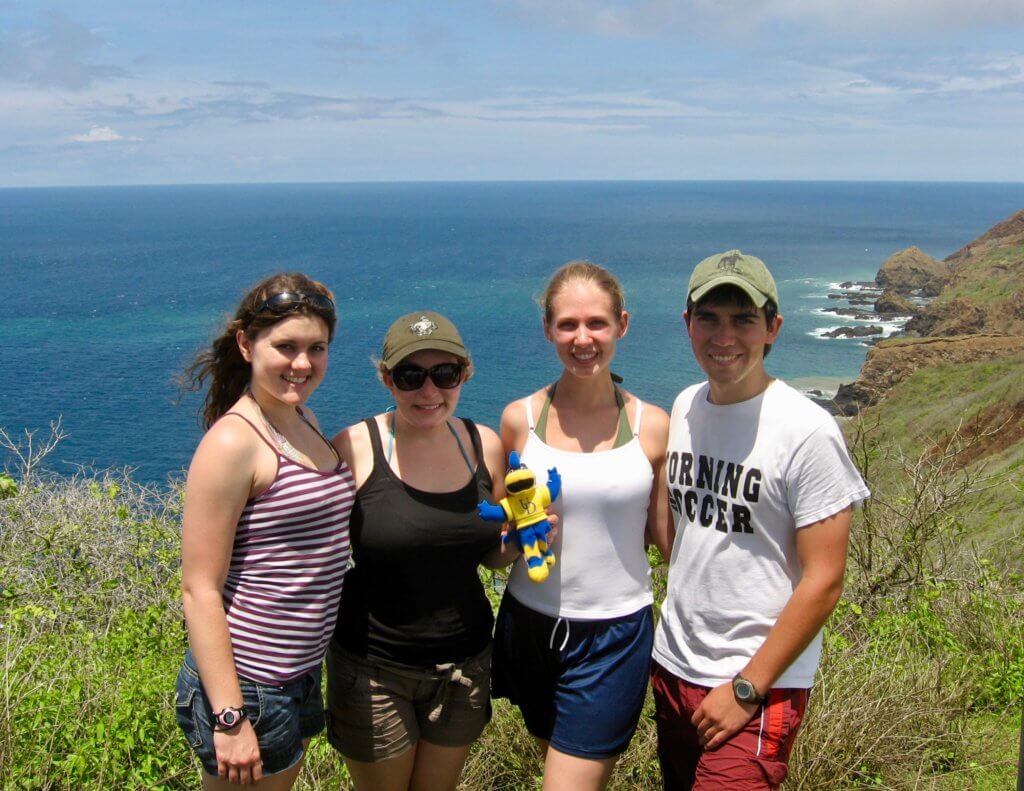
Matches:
[4,177,1024,191]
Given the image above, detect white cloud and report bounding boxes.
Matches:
[0,12,130,90]
[496,0,1024,37]
[70,125,140,143]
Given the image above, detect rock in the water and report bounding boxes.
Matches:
[823,307,879,319]
[874,289,918,317]
[875,247,951,296]
[822,325,885,339]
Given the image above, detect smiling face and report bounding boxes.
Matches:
[544,279,629,380]
[238,314,330,407]
[384,349,466,431]
[685,300,783,405]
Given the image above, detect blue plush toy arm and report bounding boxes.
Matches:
[477,500,508,523]
[545,467,562,503]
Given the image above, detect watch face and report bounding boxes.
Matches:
[734,679,756,701]
[216,708,244,729]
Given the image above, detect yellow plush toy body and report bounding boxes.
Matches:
[478,452,561,583]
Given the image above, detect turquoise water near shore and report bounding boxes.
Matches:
[2,181,1023,483]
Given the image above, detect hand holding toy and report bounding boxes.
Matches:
[477,451,560,583]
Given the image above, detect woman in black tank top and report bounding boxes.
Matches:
[326,310,512,791]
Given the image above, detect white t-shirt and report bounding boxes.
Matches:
[507,397,655,619]
[652,379,869,689]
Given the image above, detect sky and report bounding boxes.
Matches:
[2,1,1024,187]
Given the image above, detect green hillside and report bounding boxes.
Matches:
[859,353,1024,548]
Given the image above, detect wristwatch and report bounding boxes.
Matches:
[732,674,765,704]
[212,705,248,732]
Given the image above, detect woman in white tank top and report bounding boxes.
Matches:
[491,261,672,791]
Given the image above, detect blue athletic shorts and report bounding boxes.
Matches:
[174,649,325,777]
[491,591,654,759]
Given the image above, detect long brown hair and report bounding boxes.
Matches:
[182,272,336,428]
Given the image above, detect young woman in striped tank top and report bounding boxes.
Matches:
[176,272,356,789]
[492,262,673,791]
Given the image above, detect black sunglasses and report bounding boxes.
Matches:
[390,362,465,391]
[255,291,335,317]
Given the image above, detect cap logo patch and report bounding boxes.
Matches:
[409,316,437,336]
[717,252,743,272]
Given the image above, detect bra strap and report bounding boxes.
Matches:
[534,385,556,441]
[447,420,474,474]
[612,387,633,448]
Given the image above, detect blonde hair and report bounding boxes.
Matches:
[540,260,626,325]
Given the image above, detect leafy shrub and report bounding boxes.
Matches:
[1,417,1021,789]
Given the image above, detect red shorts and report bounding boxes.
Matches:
[651,661,808,791]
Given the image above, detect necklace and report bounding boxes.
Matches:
[247,393,304,464]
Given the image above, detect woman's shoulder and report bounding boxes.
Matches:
[332,415,382,465]
[200,410,263,457]
[500,388,547,425]
[469,420,502,450]
[187,410,265,489]
[619,388,669,453]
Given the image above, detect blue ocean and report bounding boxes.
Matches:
[2,181,1023,483]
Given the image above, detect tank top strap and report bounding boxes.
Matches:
[446,420,475,474]
[218,411,281,456]
[363,416,387,468]
[461,419,493,489]
[632,398,644,436]
[295,405,341,462]
[524,394,537,432]
[462,418,483,463]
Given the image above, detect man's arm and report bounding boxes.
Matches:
[692,506,851,750]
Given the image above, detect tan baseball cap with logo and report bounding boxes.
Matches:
[381,311,468,370]
[687,250,779,308]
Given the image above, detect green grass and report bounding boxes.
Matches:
[859,354,1024,547]
[939,244,1024,306]
[2,416,1023,789]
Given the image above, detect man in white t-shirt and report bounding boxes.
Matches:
[651,250,869,790]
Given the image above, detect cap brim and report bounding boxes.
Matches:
[384,339,469,369]
[688,275,769,308]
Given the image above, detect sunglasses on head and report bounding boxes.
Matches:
[390,362,465,391]
[255,291,335,317]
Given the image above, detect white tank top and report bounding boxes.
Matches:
[507,395,655,619]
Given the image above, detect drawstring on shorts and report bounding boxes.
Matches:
[427,662,474,723]
[549,617,570,652]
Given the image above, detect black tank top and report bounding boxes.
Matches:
[332,417,500,666]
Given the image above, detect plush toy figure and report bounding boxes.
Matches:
[478,451,561,583]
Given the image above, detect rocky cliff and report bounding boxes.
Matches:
[830,209,1024,416]
[832,334,1024,413]
[905,209,1024,336]
[875,246,950,296]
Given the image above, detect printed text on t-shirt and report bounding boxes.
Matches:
[666,451,761,534]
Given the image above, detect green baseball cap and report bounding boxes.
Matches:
[687,250,778,309]
[381,311,468,370]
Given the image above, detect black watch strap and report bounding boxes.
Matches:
[212,705,248,732]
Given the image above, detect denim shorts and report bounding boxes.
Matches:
[491,592,654,759]
[174,649,325,777]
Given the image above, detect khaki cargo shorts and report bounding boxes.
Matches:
[325,643,492,762]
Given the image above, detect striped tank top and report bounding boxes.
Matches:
[221,413,355,685]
